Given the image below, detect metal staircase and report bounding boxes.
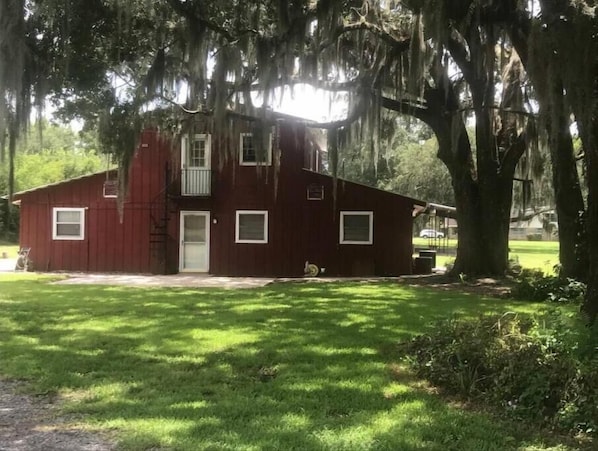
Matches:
[149,163,173,274]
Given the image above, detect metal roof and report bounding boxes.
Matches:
[6,169,117,204]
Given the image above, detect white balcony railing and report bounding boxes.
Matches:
[181,168,211,196]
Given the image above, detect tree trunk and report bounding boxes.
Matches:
[450,166,513,275]
[447,72,516,276]
[384,51,520,277]
[425,85,514,276]
[539,76,587,280]
[7,119,16,211]
[509,8,588,281]
[549,115,587,280]
[582,111,598,324]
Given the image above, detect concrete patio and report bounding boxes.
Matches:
[52,273,275,289]
[0,266,410,289]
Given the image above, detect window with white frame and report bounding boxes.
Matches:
[239,132,272,165]
[53,207,85,240]
[183,134,210,168]
[235,210,268,243]
[340,211,373,245]
[103,180,118,198]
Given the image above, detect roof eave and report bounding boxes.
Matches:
[10,169,117,201]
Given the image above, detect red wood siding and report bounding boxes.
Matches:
[17,130,173,273]
[17,122,420,276]
[169,122,418,277]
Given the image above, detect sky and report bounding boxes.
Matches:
[255,84,348,123]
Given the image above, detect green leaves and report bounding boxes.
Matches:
[403,311,598,434]
[0,121,105,194]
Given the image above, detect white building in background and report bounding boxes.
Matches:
[509,210,558,241]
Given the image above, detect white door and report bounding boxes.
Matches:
[179,211,210,272]
[182,134,211,195]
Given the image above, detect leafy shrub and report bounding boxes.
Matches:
[558,358,598,434]
[507,255,523,275]
[402,312,598,434]
[511,268,586,303]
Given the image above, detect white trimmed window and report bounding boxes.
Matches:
[235,210,268,243]
[340,211,373,245]
[103,180,118,198]
[239,132,272,166]
[53,207,85,240]
[182,134,211,169]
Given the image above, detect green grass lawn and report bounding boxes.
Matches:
[508,240,560,273]
[0,274,580,450]
[413,238,559,273]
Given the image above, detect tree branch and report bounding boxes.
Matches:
[456,105,536,117]
[247,77,362,93]
[164,0,242,42]
[500,129,528,175]
[303,96,368,129]
[145,91,367,130]
[319,21,410,53]
[380,95,432,125]
[446,33,475,88]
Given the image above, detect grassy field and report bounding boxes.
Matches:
[0,241,19,258]
[0,274,581,450]
[413,238,559,273]
[508,240,560,272]
[0,238,560,272]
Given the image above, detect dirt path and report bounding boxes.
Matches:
[398,273,515,298]
[0,379,115,451]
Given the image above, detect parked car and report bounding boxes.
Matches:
[419,229,445,238]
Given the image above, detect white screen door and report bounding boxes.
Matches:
[179,211,210,272]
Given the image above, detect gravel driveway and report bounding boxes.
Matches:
[0,379,115,451]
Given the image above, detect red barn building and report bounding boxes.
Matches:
[13,119,424,277]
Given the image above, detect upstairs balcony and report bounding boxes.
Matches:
[181,168,211,196]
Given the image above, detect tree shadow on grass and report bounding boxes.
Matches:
[0,278,584,450]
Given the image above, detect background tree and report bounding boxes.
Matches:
[339,115,454,206]
[507,2,588,281]
[373,2,535,275]
[527,0,598,322]
[0,121,105,240]
[0,121,105,192]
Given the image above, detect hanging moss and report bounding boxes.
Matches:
[0,0,38,204]
[0,1,448,212]
[97,101,142,221]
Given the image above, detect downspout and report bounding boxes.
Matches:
[86,207,90,271]
[46,192,51,271]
